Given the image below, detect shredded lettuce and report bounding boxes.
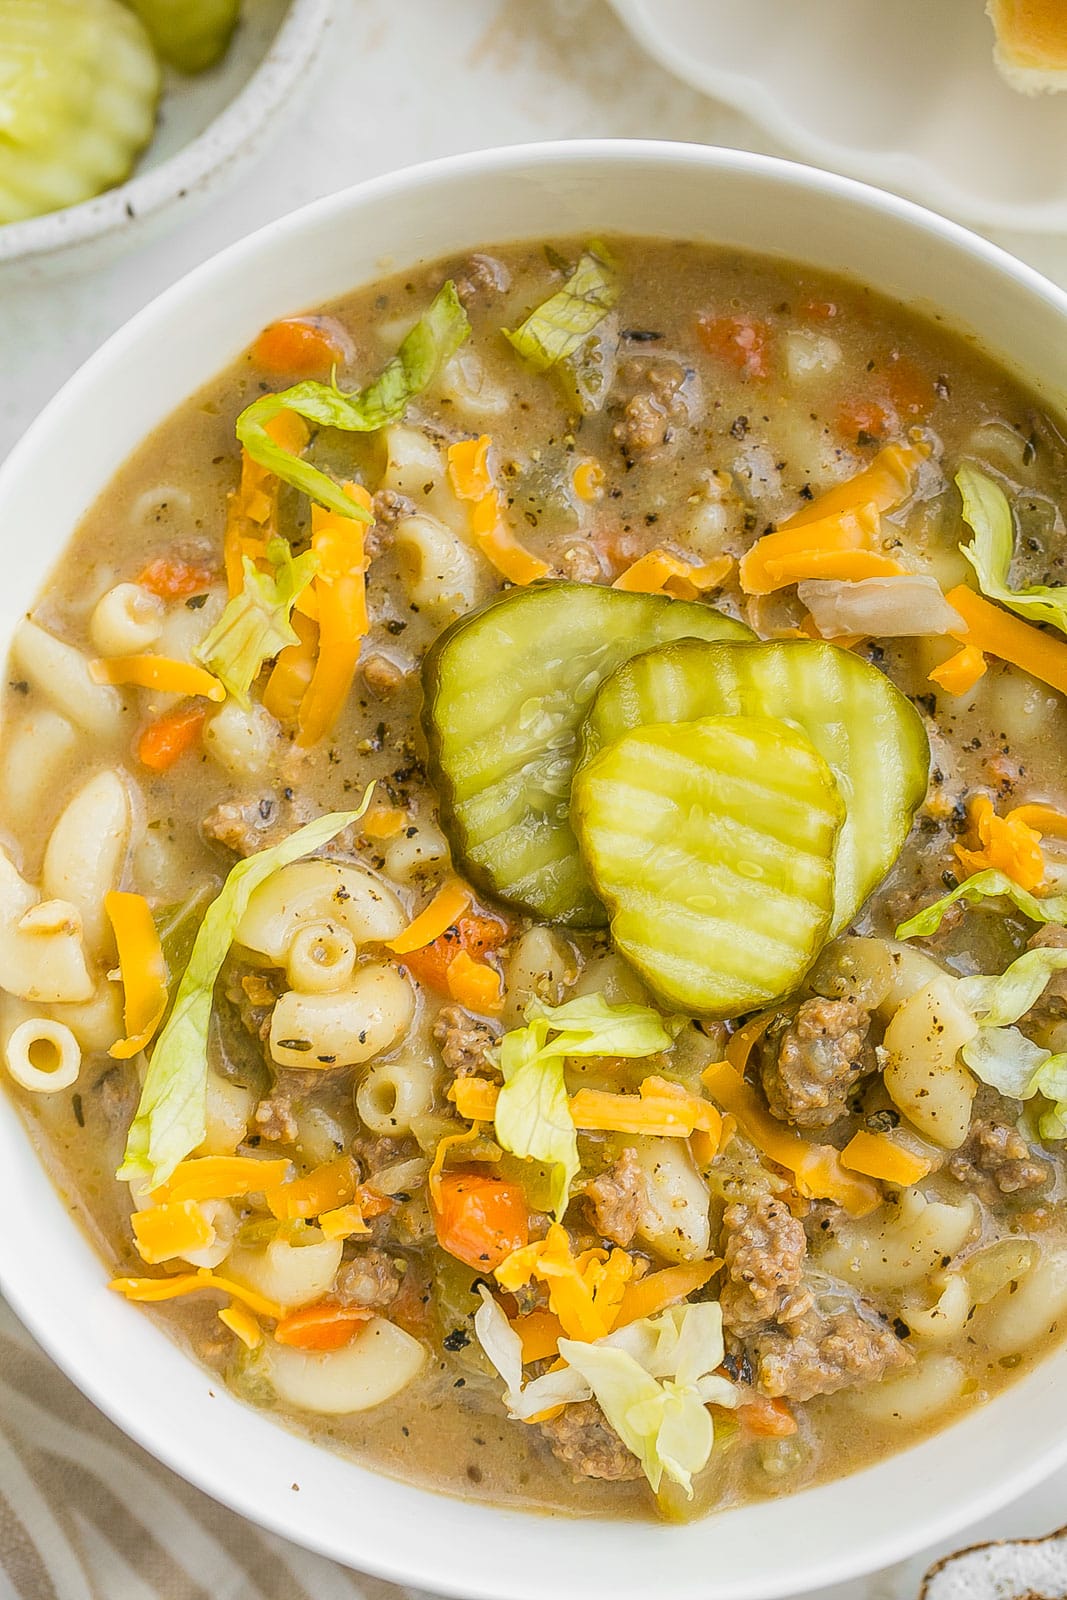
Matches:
[194,538,318,705]
[474,1290,737,1496]
[957,464,1067,637]
[960,1025,1050,1098]
[940,946,1067,1138]
[895,867,1067,940]
[1031,1055,1067,1140]
[504,243,618,375]
[236,282,470,521]
[118,799,372,1188]
[957,946,1067,1029]
[491,995,680,1219]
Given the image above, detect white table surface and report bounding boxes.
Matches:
[1,3,1066,1595]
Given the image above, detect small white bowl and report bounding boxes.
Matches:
[608,0,1067,232]
[0,141,1066,1600]
[0,0,331,275]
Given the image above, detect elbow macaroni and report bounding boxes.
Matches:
[269,964,416,1069]
[395,513,483,623]
[356,1054,436,1136]
[0,845,93,1004]
[237,860,407,965]
[89,582,165,657]
[882,976,978,1148]
[262,1317,425,1414]
[41,769,132,958]
[11,619,124,739]
[3,1016,81,1093]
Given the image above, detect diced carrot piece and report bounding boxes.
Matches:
[137,557,218,599]
[399,912,508,996]
[696,313,773,379]
[885,352,934,420]
[252,316,349,377]
[136,704,207,772]
[274,1301,372,1352]
[432,1170,529,1271]
[737,1395,798,1438]
[836,397,896,443]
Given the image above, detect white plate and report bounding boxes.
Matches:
[1,142,1067,1600]
[607,0,1067,232]
[0,0,331,275]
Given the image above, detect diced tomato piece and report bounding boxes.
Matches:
[696,313,773,379]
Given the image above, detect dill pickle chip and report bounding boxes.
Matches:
[0,0,160,224]
[580,637,930,934]
[421,581,752,926]
[127,0,240,73]
[572,716,845,1016]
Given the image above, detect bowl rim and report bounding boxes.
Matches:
[0,0,332,266]
[3,138,1067,1599]
[606,0,1067,233]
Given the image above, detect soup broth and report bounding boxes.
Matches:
[4,237,1067,1520]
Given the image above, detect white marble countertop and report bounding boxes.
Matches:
[1,3,1066,1595]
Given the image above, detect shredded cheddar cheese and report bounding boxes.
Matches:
[840,1130,932,1187]
[946,583,1067,699]
[955,793,1045,892]
[777,437,931,531]
[266,1155,358,1222]
[105,890,168,1060]
[296,482,372,747]
[929,643,988,696]
[153,1155,292,1205]
[446,436,550,585]
[224,409,310,596]
[89,655,226,702]
[109,1267,286,1322]
[496,1223,634,1342]
[612,549,733,599]
[318,1201,371,1241]
[131,1200,214,1265]
[387,880,472,955]
[218,1300,263,1349]
[702,1060,881,1217]
[452,1074,723,1142]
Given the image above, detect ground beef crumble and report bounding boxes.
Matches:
[719,1194,813,1337]
[760,997,875,1129]
[432,1004,499,1077]
[949,1118,1050,1198]
[583,1148,647,1248]
[539,1400,643,1482]
[612,359,690,460]
[336,1247,402,1310]
[752,1308,910,1402]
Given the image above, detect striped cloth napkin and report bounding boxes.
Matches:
[0,1299,434,1600]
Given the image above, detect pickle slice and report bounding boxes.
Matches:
[127,0,240,73]
[581,638,929,934]
[572,716,844,1015]
[422,581,752,926]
